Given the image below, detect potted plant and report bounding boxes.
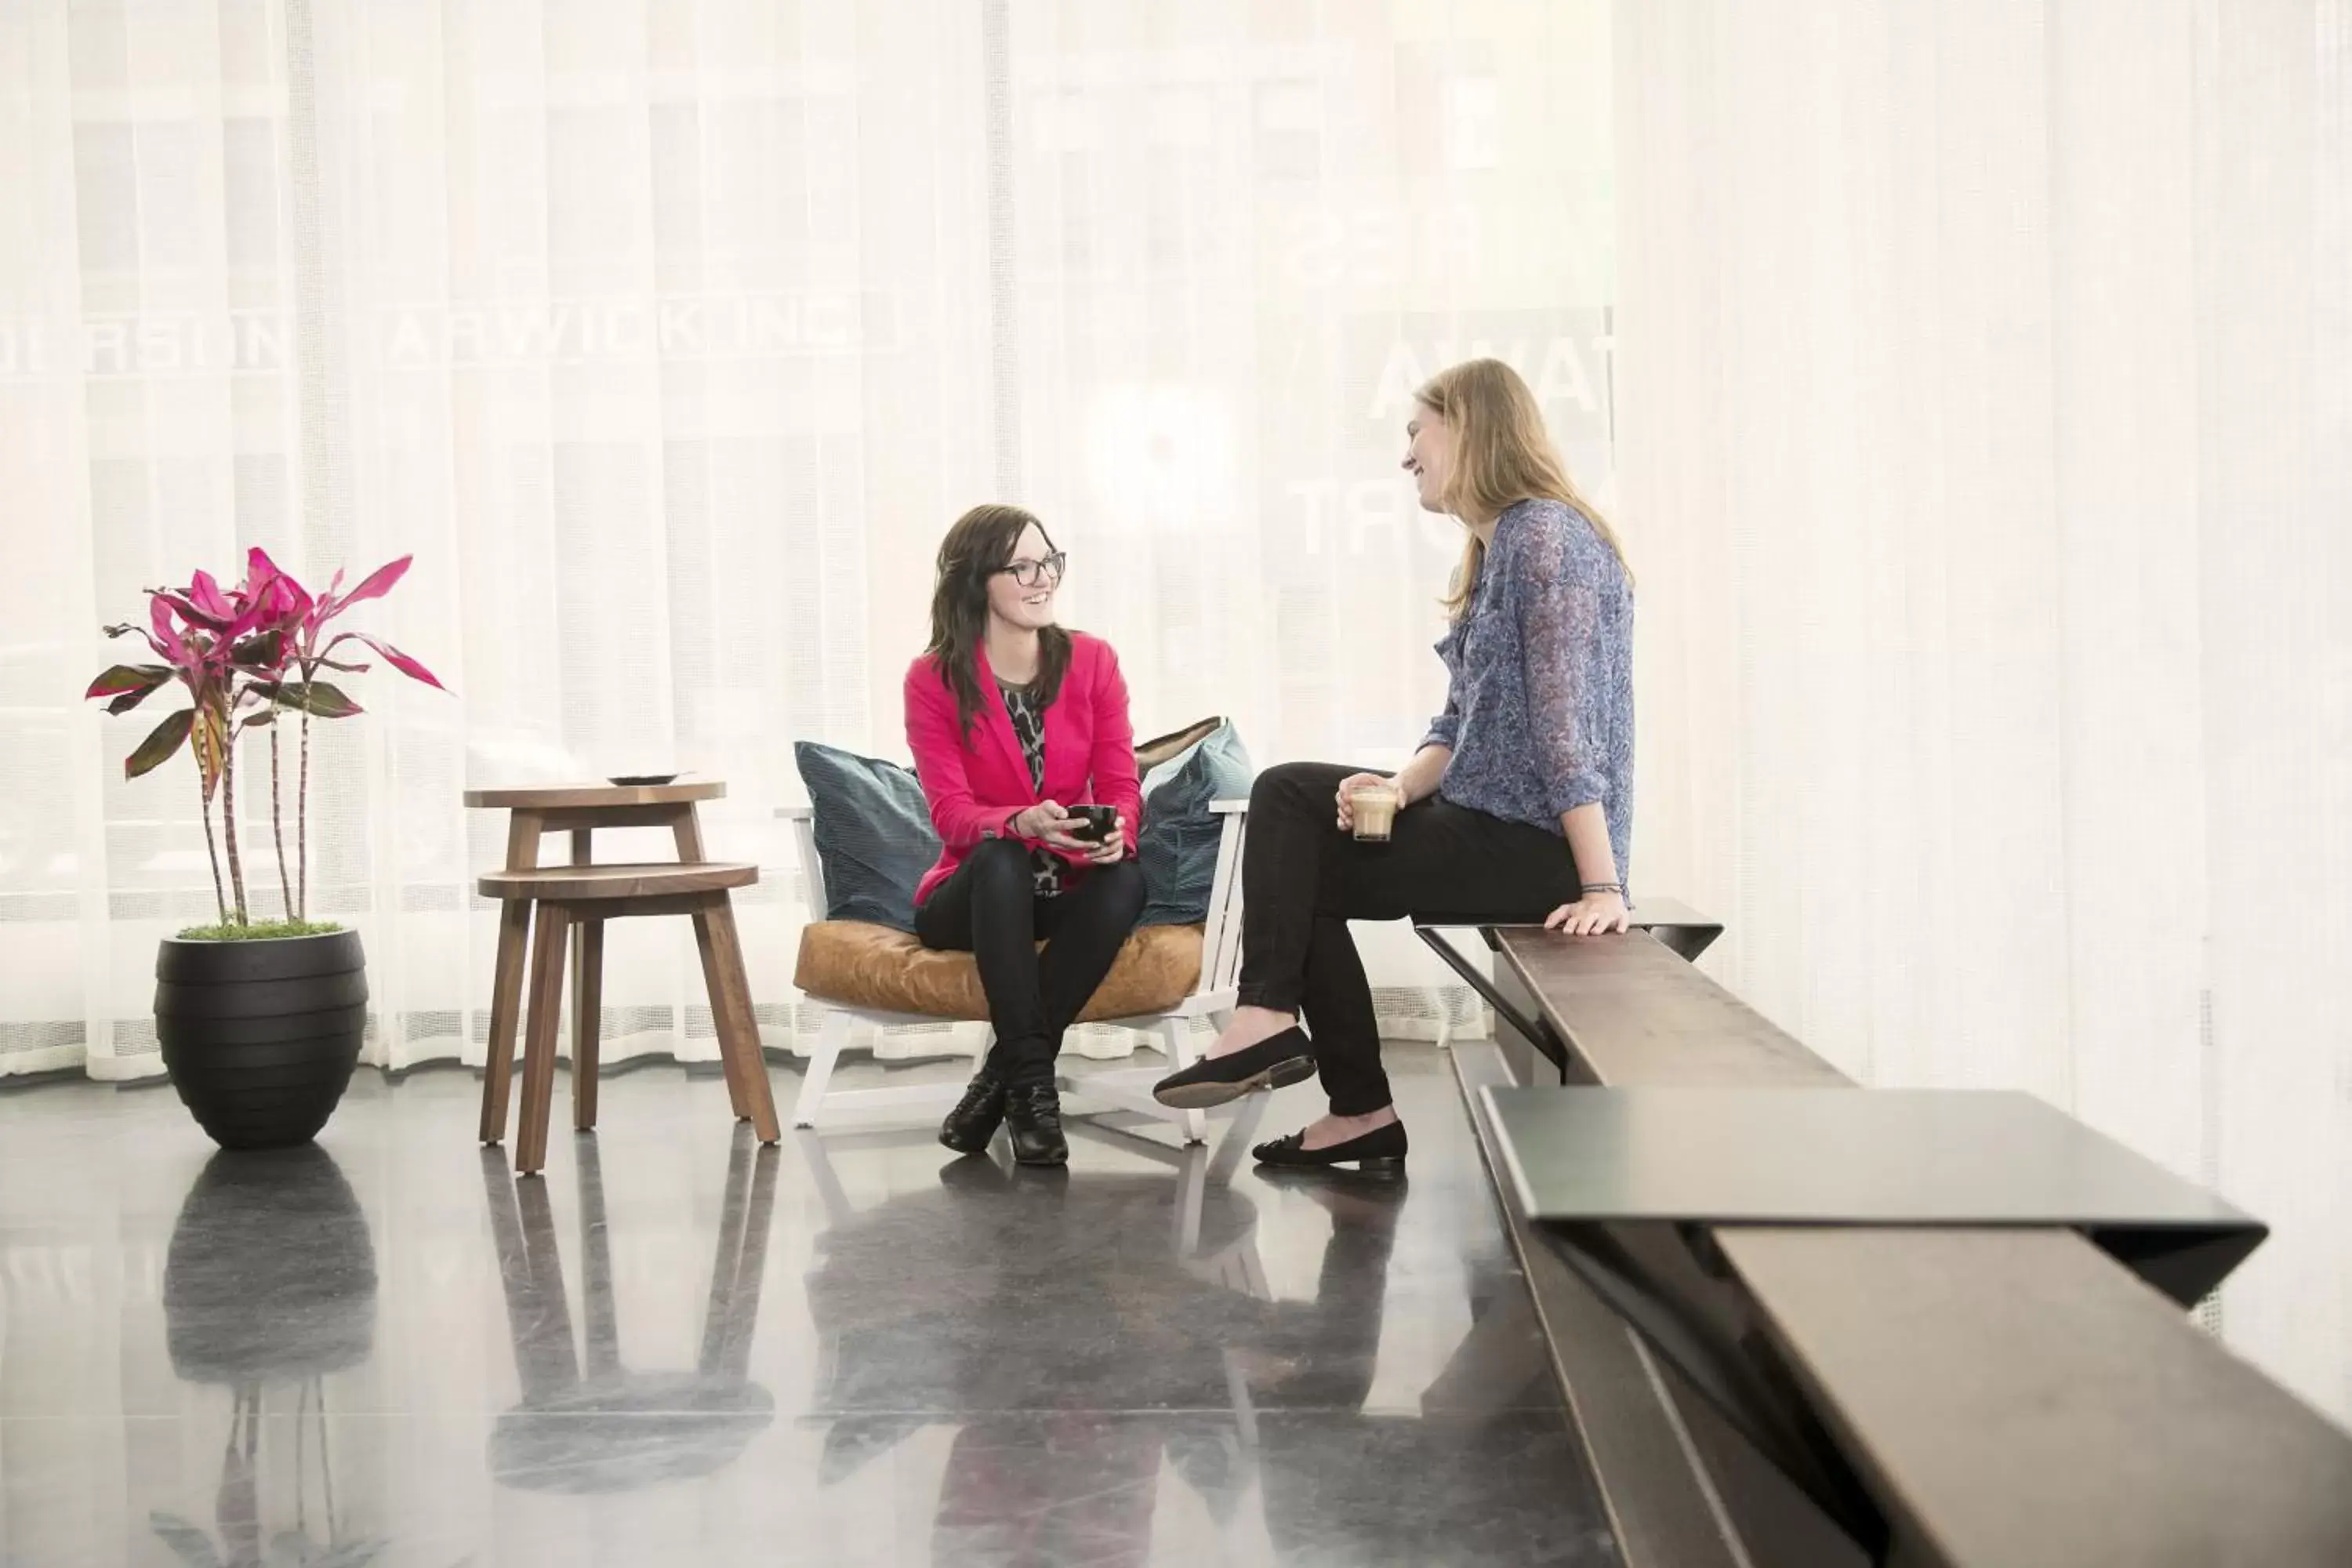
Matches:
[85,549,444,1148]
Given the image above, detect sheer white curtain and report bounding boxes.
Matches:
[0,2,1616,1079]
[996,0,1618,1040]
[2,0,998,1080]
[1617,0,2351,1427]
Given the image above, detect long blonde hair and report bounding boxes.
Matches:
[1417,358,1631,619]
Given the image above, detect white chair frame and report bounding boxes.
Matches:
[776,800,1250,1145]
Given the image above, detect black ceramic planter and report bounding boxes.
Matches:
[154,930,368,1149]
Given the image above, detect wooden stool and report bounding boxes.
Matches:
[466,784,779,1174]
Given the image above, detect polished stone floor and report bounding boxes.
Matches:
[0,1045,1617,1567]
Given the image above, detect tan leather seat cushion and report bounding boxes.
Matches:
[795,920,1204,1022]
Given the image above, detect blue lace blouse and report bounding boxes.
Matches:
[1420,498,1635,894]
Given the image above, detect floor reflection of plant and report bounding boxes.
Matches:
[154,1148,396,1568]
[148,1385,387,1568]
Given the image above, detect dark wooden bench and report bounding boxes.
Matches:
[1415,899,1724,1085]
[1435,922,2352,1568]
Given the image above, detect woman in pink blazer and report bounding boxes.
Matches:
[906,503,1145,1167]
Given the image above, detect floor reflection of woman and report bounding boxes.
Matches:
[1240,1177,1616,1566]
[804,1160,1266,1566]
[801,1134,1606,1562]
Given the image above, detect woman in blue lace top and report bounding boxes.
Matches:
[1155,359,1635,1174]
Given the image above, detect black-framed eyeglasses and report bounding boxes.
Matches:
[995,550,1068,588]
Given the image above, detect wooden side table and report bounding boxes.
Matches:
[464,782,779,1171]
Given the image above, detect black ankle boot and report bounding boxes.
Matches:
[1001,1080,1069,1167]
[938,1062,1008,1155]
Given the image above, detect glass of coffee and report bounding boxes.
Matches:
[1348,782,1400,843]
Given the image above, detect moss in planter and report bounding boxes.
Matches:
[174,917,348,942]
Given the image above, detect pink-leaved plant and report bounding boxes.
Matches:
[85,549,445,929]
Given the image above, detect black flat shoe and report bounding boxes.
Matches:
[1252,1121,1407,1174]
[1002,1081,1069,1167]
[938,1063,1008,1155]
[1152,1026,1317,1109]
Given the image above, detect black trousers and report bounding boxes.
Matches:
[914,838,1148,1086]
[1236,761,1583,1116]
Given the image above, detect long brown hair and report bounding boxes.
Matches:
[1417,358,1632,619]
[924,503,1073,740]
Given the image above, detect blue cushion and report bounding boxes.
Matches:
[793,741,941,933]
[1135,720,1254,927]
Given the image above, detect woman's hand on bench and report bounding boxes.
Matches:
[1545,889,1631,937]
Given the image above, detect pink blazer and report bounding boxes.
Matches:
[904,632,1146,908]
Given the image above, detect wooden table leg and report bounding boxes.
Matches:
[517,902,571,1175]
[478,810,543,1145]
[691,906,753,1121]
[702,896,779,1143]
[673,807,757,1118]
[567,828,601,1132]
[573,919,604,1132]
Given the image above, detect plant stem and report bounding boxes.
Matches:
[222,724,249,925]
[298,705,312,923]
[198,767,228,926]
[269,717,295,920]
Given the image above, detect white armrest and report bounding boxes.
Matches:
[1210,799,1250,815]
[778,807,825,913]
